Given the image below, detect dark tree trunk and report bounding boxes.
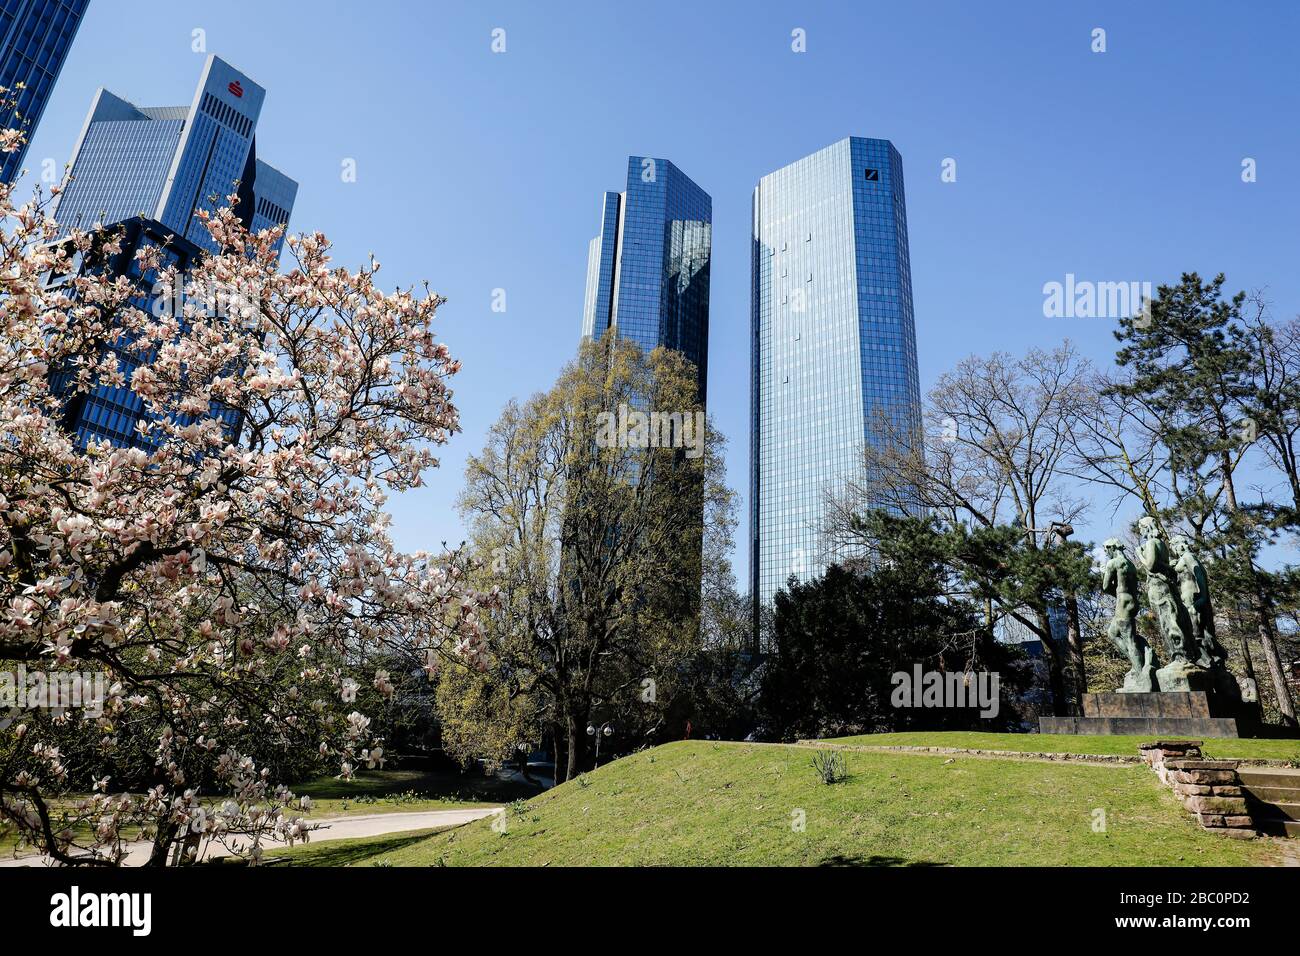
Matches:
[1233,606,1257,684]
[565,714,582,781]
[1064,592,1087,711]
[1220,455,1295,728]
[552,721,568,784]
[1250,585,1297,729]
[147,820,178,867]
[1035,607,1069,717]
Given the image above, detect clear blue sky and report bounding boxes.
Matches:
[20,0,1300,578]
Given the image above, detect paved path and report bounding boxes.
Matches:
[0,806,500,867]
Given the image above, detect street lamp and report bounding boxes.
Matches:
[586,722,613,768]
[1024,519,1086,708]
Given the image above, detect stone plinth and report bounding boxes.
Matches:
[1039,691,1239,737]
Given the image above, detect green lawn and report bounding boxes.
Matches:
[0,816,88,857]
[820,731,1300,763]
[1,764,525,856]
[292,767,520,818]
[259,741,1286,867]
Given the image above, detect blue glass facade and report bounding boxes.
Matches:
[55,55,295,249]
[248,158,295,236]
[0,0,88,183]
[51,55,296,451]
[49,93,184,228]
[750,137,921,613]
[47,218,246,449]
[580,156,711,403]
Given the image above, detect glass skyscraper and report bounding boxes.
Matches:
[0,0,89,183]
[55,54,296,252]
[749,137,921,618]
[49,54,296,449]
[581,156,712,403]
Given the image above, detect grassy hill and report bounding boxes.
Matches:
[263,739,1288,867]
[820,731,1300,762]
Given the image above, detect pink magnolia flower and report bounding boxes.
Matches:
[0,165,491,865]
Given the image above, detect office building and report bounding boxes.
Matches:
[749,137,921,619]
[49,54,296,449]
[0,0,89,183]
[580,155,711,403]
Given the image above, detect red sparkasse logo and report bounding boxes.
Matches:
[228,80,244,98]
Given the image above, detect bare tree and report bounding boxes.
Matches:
[1245,312,1300,515]
[1067,370,1170,526]
[828,343,1095,716]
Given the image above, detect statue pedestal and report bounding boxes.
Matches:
[1039,691,1239,737]
[1155,659,1213,693]
[1118,662,1158,693]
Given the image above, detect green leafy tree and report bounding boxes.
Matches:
[1244,314,1300,520]
[760,514,1032,741]
[661,575,762,741]
[448,336,735,780]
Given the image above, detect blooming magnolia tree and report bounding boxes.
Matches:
[0,132,491,864]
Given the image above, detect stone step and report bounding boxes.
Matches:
[1236,768,1300,837]
[1255,817,1300,838]
[1242,785,1300,804]
[1250,802,1300,823]
[1237,768,1300,789]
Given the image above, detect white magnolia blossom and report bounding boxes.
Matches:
[0,108,498,865]
[339,678,359,704]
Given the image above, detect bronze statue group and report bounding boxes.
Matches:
[1100,518,1237,700]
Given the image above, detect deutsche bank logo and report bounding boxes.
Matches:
[863,168,879,181]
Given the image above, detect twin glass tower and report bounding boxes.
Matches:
[581,156,713,405]
[50,54,297,449]
[581,137,920,625]
[749,137,921,616]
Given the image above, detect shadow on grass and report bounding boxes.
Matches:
[817,854,945,867]
[262,829,440,867]
[295,766,540,804]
